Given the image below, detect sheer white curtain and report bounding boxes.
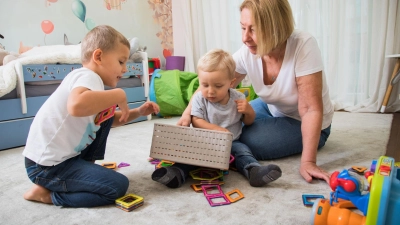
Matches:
[288,0,400,112]
[172,0,243,72]
[172,0,400,112]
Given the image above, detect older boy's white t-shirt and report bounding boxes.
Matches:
[23,68,104,166]
[233,30,333,129]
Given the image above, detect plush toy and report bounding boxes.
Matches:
[0,34,4,50]
[0,48,9,66]
[64,34,80,45]
[1,51,19,66]
[0,33,6,66]
[128,37,147,63]
[0,42,34,66]
[18,42,33,54]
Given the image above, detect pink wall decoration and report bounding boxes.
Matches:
[104,0,127,10]
[148,0,173,58]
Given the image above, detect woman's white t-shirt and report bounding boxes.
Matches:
[23,68,104,166]
[233,30,333,129]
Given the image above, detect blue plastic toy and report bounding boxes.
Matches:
[311,156,400,225]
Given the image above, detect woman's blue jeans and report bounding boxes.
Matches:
[25,117,129,207]
[233,98,331,177]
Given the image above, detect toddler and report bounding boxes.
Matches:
[152,49,281,188]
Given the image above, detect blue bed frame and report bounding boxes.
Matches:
[0,53,150,150]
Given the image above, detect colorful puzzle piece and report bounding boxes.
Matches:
[101,162,117,169]
[302,194,325,207]
[115,194,144,212]
[94,105,116,126]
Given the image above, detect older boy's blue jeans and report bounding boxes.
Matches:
[233,98,331,177]
[25,117,129,207]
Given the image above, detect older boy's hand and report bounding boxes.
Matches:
[118,103,130,123]
[138,102,160,116]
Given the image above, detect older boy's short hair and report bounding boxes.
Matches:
[81,25,130,64]
[240,0,294,55]
[197,49,236,79]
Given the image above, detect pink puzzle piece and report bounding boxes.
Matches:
[118,162,130,168]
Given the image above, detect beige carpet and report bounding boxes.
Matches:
[0,112,393,225]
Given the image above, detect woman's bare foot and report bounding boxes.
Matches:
[23,184,53,204]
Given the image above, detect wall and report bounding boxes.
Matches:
[0,0,173,65]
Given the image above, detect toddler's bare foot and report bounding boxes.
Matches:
[23,184,53,204]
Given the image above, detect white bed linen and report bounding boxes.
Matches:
[0,44,81,98]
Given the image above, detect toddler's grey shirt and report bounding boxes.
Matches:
[191,88,245,141]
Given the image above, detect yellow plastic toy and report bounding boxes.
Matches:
[236,87,251,101]
[101,162,116,169]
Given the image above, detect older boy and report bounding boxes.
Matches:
[23,25,159,207]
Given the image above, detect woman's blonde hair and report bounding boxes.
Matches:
[240,0,294,55]
[81,25,130,63]
[197,49,236,79]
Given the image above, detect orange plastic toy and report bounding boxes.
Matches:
[312,198,366,225]
[311,156,400,225]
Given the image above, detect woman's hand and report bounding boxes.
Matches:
[300,161,330,184]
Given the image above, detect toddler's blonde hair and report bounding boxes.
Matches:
[197,49,236,79]
[81,25,130,64]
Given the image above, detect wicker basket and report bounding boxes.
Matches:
[149,123,233,170]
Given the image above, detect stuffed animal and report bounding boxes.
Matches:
[1,51,19,66]
[128,37,147,63]
[0,48,9,66]
[0,34,14,66]
[64,34,80,45]
[0,42,33,66]
[0,34,4,50]
[0,33,6,65]
[18,42,33,54]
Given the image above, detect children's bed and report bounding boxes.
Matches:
[0,45,150,150]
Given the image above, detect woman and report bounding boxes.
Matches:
[178,0,334,184]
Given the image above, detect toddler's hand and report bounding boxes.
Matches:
[214,127,230,133]
[177,114,191,127]
[139,102,160,116]
[235,99,252,114]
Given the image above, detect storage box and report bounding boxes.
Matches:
[149,123,233,170]
[148,58,160,74]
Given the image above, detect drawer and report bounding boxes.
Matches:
[124,86,146,103]
[0,86,145,121]
[0,117,33,150]
[126,101,147,124]
[0,96,48,121]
